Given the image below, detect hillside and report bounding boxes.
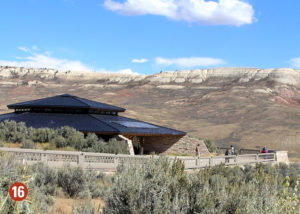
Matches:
[1,66,300,160]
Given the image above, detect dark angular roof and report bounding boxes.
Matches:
[7,94,125,112]
[0,112,185,136]
[92,115,186,136]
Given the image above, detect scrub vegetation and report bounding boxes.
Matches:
[0,153,299,213]
[0,120,129,154]
[103,158,300,214]
[0,153,105,213]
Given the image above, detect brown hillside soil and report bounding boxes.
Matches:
[0,75,300,161]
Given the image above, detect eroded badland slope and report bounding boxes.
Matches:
[1,66,300,160]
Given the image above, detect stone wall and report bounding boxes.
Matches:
[144,135,210,155]
[275,151,289,164]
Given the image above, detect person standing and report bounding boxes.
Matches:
[225,149,230,163]
[195,144,200,158]
[231,145,235,155]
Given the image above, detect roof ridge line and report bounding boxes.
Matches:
[77,96,126,111]
[72,96,90,107]
[88,114,120,133]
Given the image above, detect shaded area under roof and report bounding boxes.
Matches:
[0,112,186,136]
[7,94,125,112]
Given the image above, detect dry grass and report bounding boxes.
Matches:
[3,142,21,148]
[47,197,105,214]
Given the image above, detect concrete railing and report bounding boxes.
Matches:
[0,147,280,172]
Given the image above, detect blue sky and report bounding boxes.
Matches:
[0,0,300,75]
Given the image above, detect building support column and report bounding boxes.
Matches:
[118,135,135,156]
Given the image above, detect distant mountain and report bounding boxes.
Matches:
[1,66,300,161]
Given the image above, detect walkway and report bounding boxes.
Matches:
[0,147,280,172]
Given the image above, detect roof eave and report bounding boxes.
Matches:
[7,105,126,112]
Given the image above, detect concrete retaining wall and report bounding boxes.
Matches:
[144,135,210,155]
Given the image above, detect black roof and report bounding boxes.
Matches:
[0,112,186,136]
[7,94,125,112]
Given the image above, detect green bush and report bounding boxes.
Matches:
[83,137,129,155]
[53,135,67,148]
[104,158,188,213]
[32,128,55,143]
[0,120,28,143]
[104,158,300,214]
[57,126,77,139]
[0,121,130,154]
[0,153,54,213]
[21,139,36,149]
[67,132,86,150]
[57,165,101,198]
[105,138,129,154]
[31,163,58,195]
[85,133,100,148]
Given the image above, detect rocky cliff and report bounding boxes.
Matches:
[1,66,300,161]
[1,66,300,86]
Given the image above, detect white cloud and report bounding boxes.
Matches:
[0,47,139,74]
[156,56,225,67]
[290,58,300,68]
[132,58,148,63]
[0,53,92,71]
[104,0,255,26]
[32,45,39,51]
[18,46,30,52]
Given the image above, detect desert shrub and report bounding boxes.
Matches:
[57,165,101,198]
[21,139,36,149]
[32,128,55,143]
[104,158,300,214]
[53,135,67,148]
[31,163,58,195]
[0,153,54,213]
[0,140,3,147]
[83,137,129,154]
[57,126,78,139]
[102,138,129,154]
[0,120,28,143]
[57,165,87,197]
[67,131,86,150]
[104,158,188,213]
[0,121,130,154]
[85,133,100,148]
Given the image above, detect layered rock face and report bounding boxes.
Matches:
[1,66,300,86]
[0,66,300,161]
[147,68,300,86]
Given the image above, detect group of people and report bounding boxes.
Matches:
[195,144,269,159]
[225,145,235,156]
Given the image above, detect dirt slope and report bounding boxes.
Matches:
[1,66,300,160]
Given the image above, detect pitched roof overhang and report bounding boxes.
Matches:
[0,112,186,136]
[7,94,126,112]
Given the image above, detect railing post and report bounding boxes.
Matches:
[234,156,237,165]
[41,153,47,163]
[256,153,258,162]
[115,156,119,167]
[78,153,85,168]
[209,157,212,167]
